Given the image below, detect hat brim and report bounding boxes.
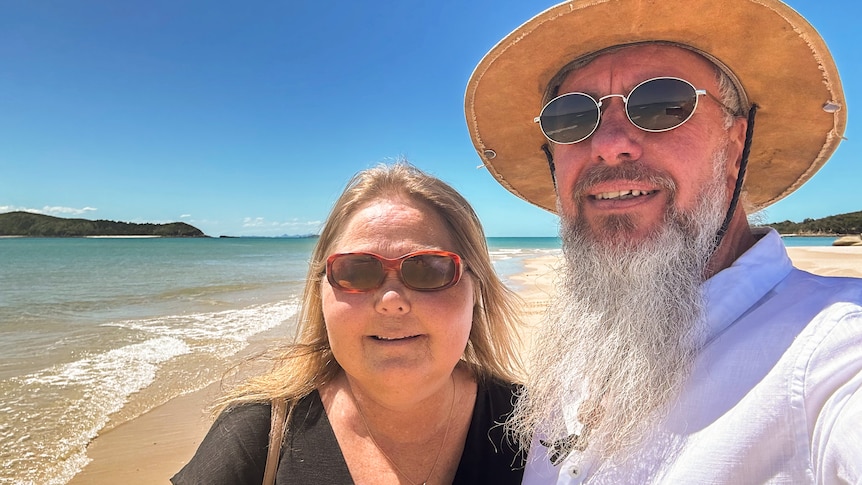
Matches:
[465,0,846,213]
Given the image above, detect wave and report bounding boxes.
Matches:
[0,299,299,484]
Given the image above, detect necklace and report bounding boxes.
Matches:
[349,375,455,485]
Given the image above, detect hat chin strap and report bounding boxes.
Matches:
[542,143,556,190]
[711,104,758,254]
[543,104,758,256]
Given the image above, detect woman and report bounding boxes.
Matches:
[172,162,525,484]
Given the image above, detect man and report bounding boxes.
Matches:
[465,0,860,483]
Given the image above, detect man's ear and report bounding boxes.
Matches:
[726,117,748,186]
[727,117,748,172]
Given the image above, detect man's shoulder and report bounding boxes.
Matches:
[778,268,862,352]
[785,266,862,302]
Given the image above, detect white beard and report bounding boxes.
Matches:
[509,147,731,464]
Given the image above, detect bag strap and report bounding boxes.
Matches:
[262,397,288,485]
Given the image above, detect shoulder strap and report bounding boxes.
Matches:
[262,397,288,485]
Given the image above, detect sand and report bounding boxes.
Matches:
[785,245,862,278]
[66,382,222,484]
[66,245,862,484]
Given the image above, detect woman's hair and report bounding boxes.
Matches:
[216,161,524,411]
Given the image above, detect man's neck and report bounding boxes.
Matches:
[706,211,757,278]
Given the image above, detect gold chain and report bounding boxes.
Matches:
[348,375,455,485]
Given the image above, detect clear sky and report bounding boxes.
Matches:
[1,0,858,237]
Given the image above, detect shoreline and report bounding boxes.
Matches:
[66,336,279,485]
[66,245,862,484]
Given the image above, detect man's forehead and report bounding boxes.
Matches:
[559,44,717,89]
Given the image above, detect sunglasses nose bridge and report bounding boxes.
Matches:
[374,258,405,286]
[596,92,628,105]
[592,93,634,137]
[595,93,628,117]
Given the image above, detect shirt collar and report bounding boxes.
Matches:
[701,228,794,344]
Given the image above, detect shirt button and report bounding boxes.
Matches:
[570,467,580,477]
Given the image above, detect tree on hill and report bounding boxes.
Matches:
[761,210,862,235]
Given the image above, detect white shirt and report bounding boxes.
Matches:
[523,230,862,484]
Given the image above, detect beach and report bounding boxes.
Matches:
[61,244,862,484]
[785,245,862,277]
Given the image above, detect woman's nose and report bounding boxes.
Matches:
[374,277,411,314]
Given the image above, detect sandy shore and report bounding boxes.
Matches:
[66,381,223,484]
[785,245,862,277]
[67,245,862,484]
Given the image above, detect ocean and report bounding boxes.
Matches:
[0,236,561,484]
[778,236,839,247]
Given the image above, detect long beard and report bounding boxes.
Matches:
[509,149,731,463]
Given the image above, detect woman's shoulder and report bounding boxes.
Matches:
[455,377,525,484]
[477,377,521,404]
[220,400,272,422]
[199,401,273,451]
[218,391,322,426]
[171,394,324,485]
[170,402,273,485]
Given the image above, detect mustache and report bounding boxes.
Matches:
[571,162,678,200]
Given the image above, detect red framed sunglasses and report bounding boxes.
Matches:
[325,250,464,293]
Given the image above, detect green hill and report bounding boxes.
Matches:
[0,212,206,237]
[762,210,862,235]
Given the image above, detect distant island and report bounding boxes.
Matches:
[760,210,862,236]
[0,211,206,237]
[2,209,860,239]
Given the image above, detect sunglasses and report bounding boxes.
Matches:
[325,250,464,293]
[535,77,728,144]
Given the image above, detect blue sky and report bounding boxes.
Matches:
[1,0,858,237]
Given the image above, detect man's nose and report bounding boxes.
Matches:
[589,98,644,165]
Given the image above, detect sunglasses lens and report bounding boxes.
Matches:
[326,251,461,292]
[539,93,600,144]
[627,78,698,131]
[401,253,458,290]
[329,254,385,291]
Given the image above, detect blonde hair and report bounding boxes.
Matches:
[216,161,524,412]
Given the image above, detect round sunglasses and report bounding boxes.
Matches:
[325,250,464,293]
[534,77,731,144]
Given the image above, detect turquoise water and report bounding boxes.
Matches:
[0,236,556,484]
[486,237,562,289]
[0,238,320,484]
[779,236,837,247]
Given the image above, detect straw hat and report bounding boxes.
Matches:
[464,0,846,213]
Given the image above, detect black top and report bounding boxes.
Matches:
[171,379,525,484]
